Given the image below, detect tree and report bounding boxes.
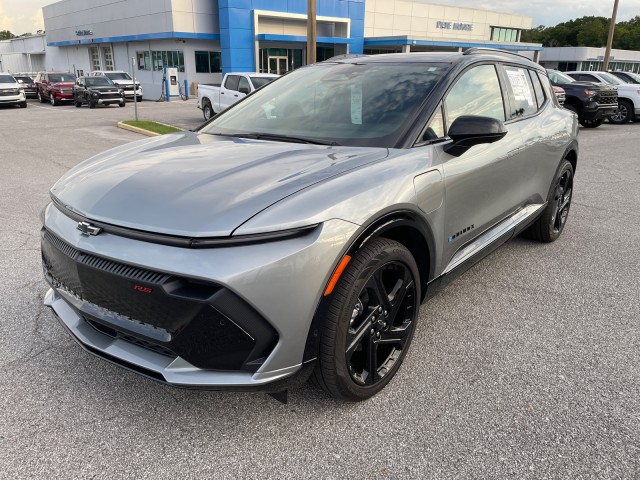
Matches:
[0,30,15,40]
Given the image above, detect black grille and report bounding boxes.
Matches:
[0,89,19,96]
[598,92,618,105]
[41,228,278,371]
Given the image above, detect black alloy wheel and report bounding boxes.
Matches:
[524,159,574,243]
[609,100,633,124]
[313,238,420,401]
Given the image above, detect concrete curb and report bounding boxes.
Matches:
[117,121,183,137]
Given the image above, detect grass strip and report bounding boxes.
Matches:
[121,120,181,135]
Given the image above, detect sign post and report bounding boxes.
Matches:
[131,57,138,121]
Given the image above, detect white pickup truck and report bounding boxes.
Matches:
[197,72,279,120]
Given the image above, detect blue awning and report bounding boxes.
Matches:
[256,34,355,45]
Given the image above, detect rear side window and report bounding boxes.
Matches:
[504,66,537,119]
[224,75,240,91]
[529,70,546,108]
[445,65,505,126]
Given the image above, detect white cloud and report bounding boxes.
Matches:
[0,6,14,32]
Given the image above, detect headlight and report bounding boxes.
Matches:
[119,89,124,95]
[92,92,99,98]
[584,89,596,97]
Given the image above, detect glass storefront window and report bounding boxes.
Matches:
[195,51,222,73]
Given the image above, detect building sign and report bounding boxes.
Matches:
[436,21,473,31]
[75,30,94,36]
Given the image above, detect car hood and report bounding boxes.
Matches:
[0,82,20,89]
[51,131,388,237]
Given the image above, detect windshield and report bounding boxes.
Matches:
[50,73,76,83]
[0,74,16,83]
[597,72,623,85]
[622,71,640,83]
[249,76,277,89]
[200,62,447,147]
[86,77,114,87]
[547,70,574,84]
[105,72,132,81]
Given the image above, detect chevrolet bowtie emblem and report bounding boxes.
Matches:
[77,221,103,236]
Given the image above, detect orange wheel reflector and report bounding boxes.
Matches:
[323,255,352,296]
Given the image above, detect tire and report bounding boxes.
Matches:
[312,238,420,401]
[89,100,96,109]
[579,118,603,128]
[137,96,142,102]
[609,99,633,124]
[50,94,57,106]
[524,159,574,243]
[203,101,213,120]
[20,101,27,108]
[38,90,44,103]
[118,101,125,107]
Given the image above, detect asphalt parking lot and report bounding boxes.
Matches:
[1,98,639,479]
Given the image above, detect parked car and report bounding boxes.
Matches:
[546,69,618,128]
[610,70,640,86]
[552,85,566,106]
[35,71,76,105]
[13,75,37,99]
[197,72,279,120]
[73,75,125,108]
[90,70,142,101]
[0,73,27,108]
[42,49,578,401]
[565,70,640,124]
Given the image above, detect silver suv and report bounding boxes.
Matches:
[42,49,578,401]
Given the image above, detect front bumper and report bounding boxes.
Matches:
[95,96,124,105]
[581,102,618,121]
[52,91,74,101]
[0,91,25,104]
[42,204,359,388]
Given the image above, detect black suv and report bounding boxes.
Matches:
[73,76,125,108]
[546,69,618,128]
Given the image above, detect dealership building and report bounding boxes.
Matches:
[540,47,640,73]
[4,0,540,98]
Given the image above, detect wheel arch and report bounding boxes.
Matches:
[302,210,436,363]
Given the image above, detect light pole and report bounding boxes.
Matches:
[307,0,317,65]
[603,0,620,71]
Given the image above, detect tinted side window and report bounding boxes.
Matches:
[445,65,505,126]
[238,76,250,93]
[225,75,240,91]
[529,70,546,109]
[504,66,538,118]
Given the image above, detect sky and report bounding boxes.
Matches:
[1,0,640,36]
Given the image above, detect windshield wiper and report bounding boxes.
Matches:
[226,132,339,146]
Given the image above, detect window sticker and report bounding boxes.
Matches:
[351,84,363,125]
[506,68,535,107]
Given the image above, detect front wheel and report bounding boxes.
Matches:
[50,94,57,106]
[313,238,420,401]
[38,90,44,103]
[609,100,633,124]
[118,101,125,107]
[524,159,574,243]
[20,101,27,108]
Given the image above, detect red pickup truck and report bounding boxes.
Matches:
[35,72,76,106]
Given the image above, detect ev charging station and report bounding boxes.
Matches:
[164,66,179,101]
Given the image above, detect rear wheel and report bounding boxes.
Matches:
[313,238,420,401]
[203,101,213,120]
[609,99,633,124]
[524,159,574,243]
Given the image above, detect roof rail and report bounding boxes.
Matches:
[463,47,531,61]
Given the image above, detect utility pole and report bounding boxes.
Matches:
[307,0,317,65]
[603,0,619,71]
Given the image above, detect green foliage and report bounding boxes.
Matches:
[0,30,16,40]
[521,15,640,50]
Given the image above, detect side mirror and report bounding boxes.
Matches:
[239,86,250,95]
[443,115,507,157]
